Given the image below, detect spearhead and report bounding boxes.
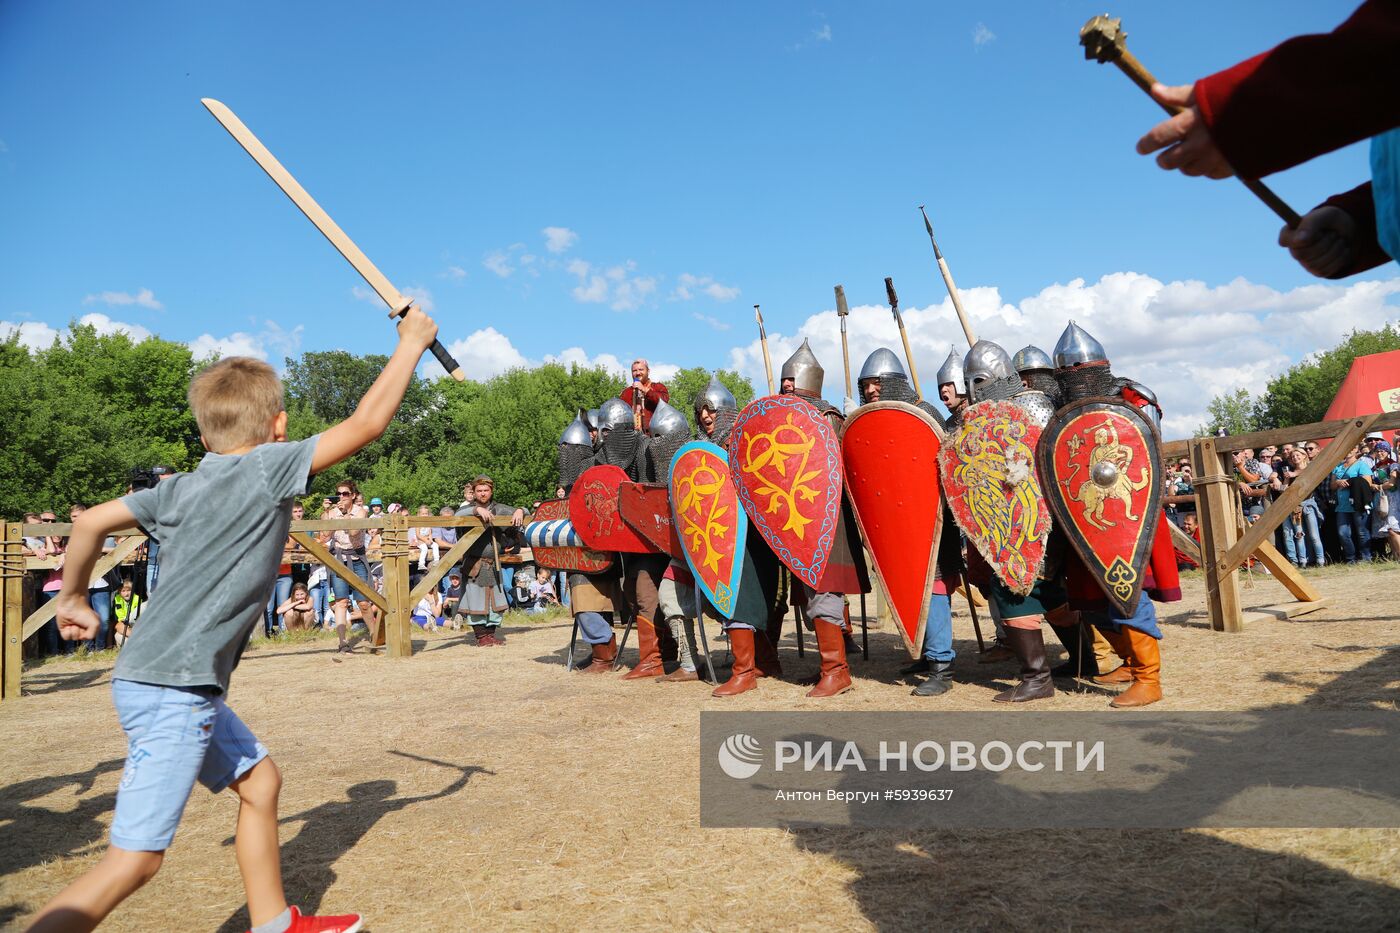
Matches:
[754,303,764,328]
[835,285,849,319]
[884,277,899,318]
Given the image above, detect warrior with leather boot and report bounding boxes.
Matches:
[775,340,871,698]
[594,396,671,680]
[453,476,527,647]
[857,347,947,428]
[646,400,705,682]
[555,411,621,672]
[1044,320,1178,708]
[946,340,1073,703]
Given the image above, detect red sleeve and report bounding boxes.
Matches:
[647,382,669,408]
[1193,0,1400,179]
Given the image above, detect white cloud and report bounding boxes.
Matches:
[482,244,539,278]
[672,272,740,303]
[693,312,732,332]
[542,226,578,254]
[76,312,153,342]
[726,272,1400,437]
[483,250,514,278]
[189,331,268,361]
[441,326,531,380]
[442,265,467,281]
[401,285,435,312]
[0,319,61,351]
[566,258,656,311]
[814,23,832,42]
[82,287,163,310]
[973,22,995,48]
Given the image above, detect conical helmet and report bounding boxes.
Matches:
[1053,320,1108,369]
[962,340,1016,394]
[935,348,965,390]
[780,338,824,396]
[586,408,601,429]
[694,377,737,418]
[597,397,633,431]
[559,409,591,446]
[858,347,907,382]
[1012,345,1053,374]
[648,399,688,438]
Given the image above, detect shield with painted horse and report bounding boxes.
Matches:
[726,394,842,589]
[938,399,1052,595]
[618,481,686,562]
[670,441,746,618]
[1039,396,1162,616]
[568,464,657,554]
[524,497,613,573]
[840,401,945,659]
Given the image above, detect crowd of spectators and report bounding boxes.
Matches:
[1168,430,1400,570]
[19,480,569,659]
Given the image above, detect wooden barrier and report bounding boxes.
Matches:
[0,514,521,702]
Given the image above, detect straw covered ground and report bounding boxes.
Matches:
[3,564,1399,932]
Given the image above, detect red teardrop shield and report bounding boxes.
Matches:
[1039,397,1163,616]
[527,498,613,573]
[726,394,842,589]
[840,402,945,658]
[618,481,685,562]
[568,464,658,554]
[939,399,1052,595]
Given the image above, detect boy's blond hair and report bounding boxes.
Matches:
[187,357,285,452]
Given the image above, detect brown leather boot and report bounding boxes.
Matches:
[621,617,664,680]
[754,629,783,678]
[713,628,759,696]
[977,640,1015,663]
[992,627,1055,702]
[657,666,700,682]
[1110,628,1163,708]
[579,636,617,674]
[805,620,852,698]
[472,624,497,647]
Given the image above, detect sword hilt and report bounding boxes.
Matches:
[389,299,465,381]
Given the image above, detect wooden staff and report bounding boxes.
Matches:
[1078,15,1301,227]
[919,206,977,347]
[755,304,775,394]
[884,277,922,399]
[632,383,644,430]
[835,285,852,400]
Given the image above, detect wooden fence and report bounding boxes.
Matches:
[0,514,519,702]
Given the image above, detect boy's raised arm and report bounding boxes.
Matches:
[312,307,439,474]
[56,499,138,641]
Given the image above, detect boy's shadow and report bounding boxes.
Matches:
[216,755,490,933]
[0,758,124,877]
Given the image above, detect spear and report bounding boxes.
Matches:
[835,285,852,400]
[883,277,922,400]
[755,304,775,395]
[919,205,977,347]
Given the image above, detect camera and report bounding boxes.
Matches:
[130,465,175,490]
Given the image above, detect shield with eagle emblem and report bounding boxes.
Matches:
[938,399,1051,595]
[1039,397,1163,616]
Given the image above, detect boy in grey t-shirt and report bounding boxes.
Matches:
[30,307,439,933]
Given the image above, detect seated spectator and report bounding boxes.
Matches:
[1234,448,1271,523]
[443,572,463,628]
[112,577,141,647]
[276,582,317,631]
[527,567,559,613]
[512,571,534,608]
[411,505,439,571]
[412,589,444,631]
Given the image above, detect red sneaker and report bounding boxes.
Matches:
[281,905,363,933]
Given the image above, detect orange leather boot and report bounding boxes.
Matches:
[579,636,617,674]
[805,619,852,698]
[1110,627,1163,708]
[713,628,759,696]
[621,617,664,680]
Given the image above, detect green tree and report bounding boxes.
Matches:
[1197,387,1259,438]
[665,367,756,433]
[1253,324,1400,429]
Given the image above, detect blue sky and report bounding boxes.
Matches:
[1,0,1394,435]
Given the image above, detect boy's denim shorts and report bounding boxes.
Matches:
[109,679,267,851]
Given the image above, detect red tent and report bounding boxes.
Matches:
[1323,349,1400,420]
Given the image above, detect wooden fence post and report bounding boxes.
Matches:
[1191,437,1244,633]
[2,523,23,702]
[379,511,413,658]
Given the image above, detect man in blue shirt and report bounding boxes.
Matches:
[1331,444,1375,562]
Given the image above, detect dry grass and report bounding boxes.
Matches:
[2,565,1398,931]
